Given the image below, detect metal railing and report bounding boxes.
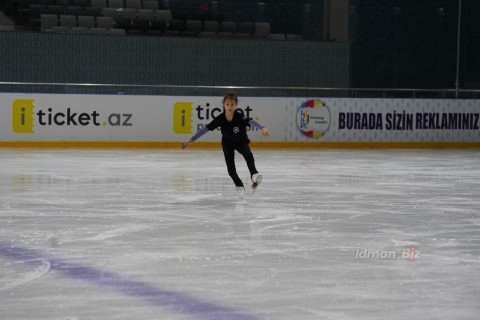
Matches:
[1,82,479,99]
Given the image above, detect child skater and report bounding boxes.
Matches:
[181,91,269,198]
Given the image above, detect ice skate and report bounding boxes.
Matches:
[251,173,263,185]
[251,173,262,194]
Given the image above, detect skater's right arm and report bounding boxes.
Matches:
[180,127,209,149]
[181,116,222,149]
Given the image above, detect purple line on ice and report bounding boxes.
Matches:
[0,241,260,320]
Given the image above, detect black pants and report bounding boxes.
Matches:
[222,142,258,187]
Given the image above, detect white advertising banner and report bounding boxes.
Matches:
[0,93,479,145]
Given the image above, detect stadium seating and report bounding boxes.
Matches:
[18,1,290,40]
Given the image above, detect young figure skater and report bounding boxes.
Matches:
[181,92,269,197]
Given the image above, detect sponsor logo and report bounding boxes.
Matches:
[173,101,258,135]
[11,99,133,134]
[12,99,35,133]
[173,102,194,134]
[296,99,331,138]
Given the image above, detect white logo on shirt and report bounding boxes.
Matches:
[233,127,239,133]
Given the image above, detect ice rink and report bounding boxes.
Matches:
[1,148,479,320]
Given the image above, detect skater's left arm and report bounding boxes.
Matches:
[249,120,270,137]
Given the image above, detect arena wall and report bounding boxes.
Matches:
[1,94,479,148]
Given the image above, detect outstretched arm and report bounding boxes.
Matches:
[181,127,209,149]
[250,120,270,137]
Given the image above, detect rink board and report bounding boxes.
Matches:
[1,93,479,148]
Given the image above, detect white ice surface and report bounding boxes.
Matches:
[1,148,480,320]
